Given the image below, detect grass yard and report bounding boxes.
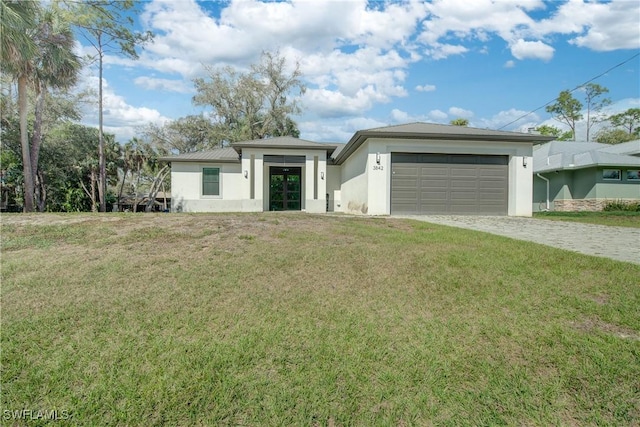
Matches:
[534,211,640,228]
[2,213,639,426]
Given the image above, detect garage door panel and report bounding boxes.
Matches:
[450,190,478,199]
[391,153,508,215]
[421,191,448,201]
[420,168,448,178]
[450,167,477,177]
[479,194,506,201]
[450,179,478,188]
[421,179,448,189]
[479,168,506,178]
[478,179,505,188]
[419,203,448,213]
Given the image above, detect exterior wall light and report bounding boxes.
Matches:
[376,152,381,164]
[522,157,528,168]
[244,170,248,178]
[320,171,324,180]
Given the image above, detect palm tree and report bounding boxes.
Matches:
[30,6,81,211]
[1,0,39,211]
[1,1,80,212]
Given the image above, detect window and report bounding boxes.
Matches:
[203,168,220,196]
[627,170,640,181]
[602,169,621,181]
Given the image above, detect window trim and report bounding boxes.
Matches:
[602,169,621,181]
[202,167,221,197]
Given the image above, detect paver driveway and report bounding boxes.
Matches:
[396,215,640,265]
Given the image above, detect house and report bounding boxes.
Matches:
[162,122,553,216]
[533,140,640,211]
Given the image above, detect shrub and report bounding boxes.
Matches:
[602,199,640,212]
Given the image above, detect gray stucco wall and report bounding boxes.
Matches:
[572,168,597,199]
[533,167,640,211]
[533,170,573,211]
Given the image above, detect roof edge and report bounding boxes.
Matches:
[159,157,240,163]
[333,130,554,164]
[231,142,338,151]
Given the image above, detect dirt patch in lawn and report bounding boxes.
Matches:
[572,317,640,341]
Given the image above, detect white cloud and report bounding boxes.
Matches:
[303,87,384,118]
[389,108,446,124]
[421,0,539,42]
[137,1,423,121]
[448,107,474,119]
[77,72,171,141]
[419,0,544,56]
[390,109,412,123]
[530,0,640,51]
[299,116,388,143]
[477,108,540,131]
[73,0,640,143]
[356,1,429,49]
[510,39,554,61]
[415,0,638,61]
[300,47,411,117]
[425,43,468,60]
[134,76,192,94]
[415,84,436,92]
[428,109,449,121]
[569,1,640,51]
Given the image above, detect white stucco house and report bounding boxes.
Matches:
[161,123,553,216]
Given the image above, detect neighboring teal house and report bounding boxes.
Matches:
[533,140,640,211]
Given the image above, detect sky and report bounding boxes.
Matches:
[75,0,640,143]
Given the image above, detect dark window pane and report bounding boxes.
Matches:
[203,168,220,195]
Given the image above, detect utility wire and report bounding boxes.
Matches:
[497,51,640,130]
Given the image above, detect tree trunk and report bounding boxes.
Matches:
[31,82,46,208]
[36,171,46,212]
[117,167,129,212]
[88,169,97,213]
[145,165,169,212]
[161,180,167,211]
[80,177,97,213]
[98,35,106,213]
[18,75,35,212]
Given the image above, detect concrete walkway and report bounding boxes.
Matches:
[396,215,640,265]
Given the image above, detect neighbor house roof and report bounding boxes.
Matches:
[332,122,555,164]
[533,140,640,173]
[596,139,640,156]
[159,147,240,163]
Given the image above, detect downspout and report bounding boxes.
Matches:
[536,173,550,211]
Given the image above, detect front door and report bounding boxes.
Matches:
[269,167,301,211]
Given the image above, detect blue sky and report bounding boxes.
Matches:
[76,0,640,143]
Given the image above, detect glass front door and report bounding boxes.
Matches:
[269,167,301,211]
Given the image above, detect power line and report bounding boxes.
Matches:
[497,51,640,130]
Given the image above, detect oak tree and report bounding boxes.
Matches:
[192,51,305,145]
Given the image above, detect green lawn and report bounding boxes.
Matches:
[534,211,640,228]
[2,213,639,426]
